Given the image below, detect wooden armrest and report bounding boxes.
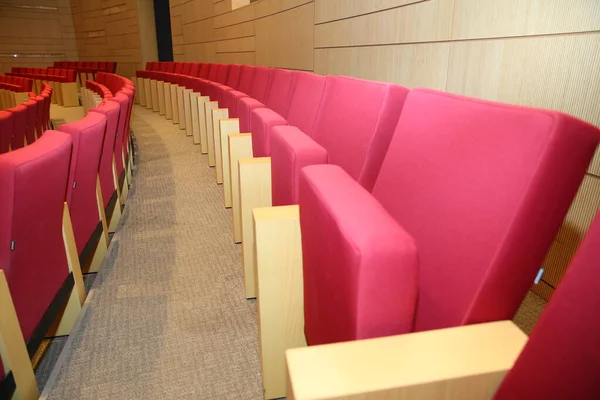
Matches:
[286,321,527,400]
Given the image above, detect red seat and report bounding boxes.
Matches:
[299,88,600,346]
[23,100,38,145]
[108,93,131,190]
[250,72,326,158]
[0,130,73,349]
[494,211,600,399]
[59,113,107,260]
[5,105,27,151]
[89,101,121,217]
[0,111,12,154]
[272,76,408,206]
[220,66,261,118]
[238,68,294,133]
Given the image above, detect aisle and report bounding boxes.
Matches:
[43,106,263,399]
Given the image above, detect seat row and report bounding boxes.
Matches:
[9,67,78,107]
[0,73,135,400]
[53,61,118,86]
[0,83,52,154]
[135,61,600,398]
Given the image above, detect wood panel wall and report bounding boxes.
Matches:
[173,0,600,300]
[70,0,148,77]
[0,0,78,74]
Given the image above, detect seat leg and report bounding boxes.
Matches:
[158,81,166,115]
[151,80,159,112]
[171,85,179,124]
[221,119,241,207]
[177,86,186,130]
[197,96,210,152]
[254,205,306,400]
[184,89,193,136]
[239,157,272,290]
[212,108,229,183]
[164,83,173,120]
[144,79,152,109]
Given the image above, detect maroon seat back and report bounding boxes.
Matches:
[89,102,121,209]
[495,212,600,399]
[237,65,256,95]
[285,72,327,137]
[0,131,72,342]
[216,64,230,84]
[6,105,27,150]
[225,65,242,89]
[249,67,272,104]
[371,89,600,333]
[207,64,219,82]
[0,111,11,154]
[59,113,107,254]
[23,100,38,144]
[264,69,295,118]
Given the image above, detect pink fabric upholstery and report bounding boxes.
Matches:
[250,67,272,104]
[222,90,249,119]
[89,101,121,208]
[271,76,408,205]
[299,88,600,346]
[249,72,327,157]
[495,212,600,400]
[6,105,27,151]
[216,64,230,84]
[207,64,219,82]
[226,64,242,89]
[237,65,256,95]
[23,100,37,145]
[237,68,293,133]
[32,95,45,138]
[59,113,107,254]
[300,165,418,345]
[249,108,287,157]
[0,131,72,342]
[0,111,11,154]
[271,126,328,206]
[108,93,129,179]
[199,63,210,79]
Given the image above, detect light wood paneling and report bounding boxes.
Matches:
[70,0,146,76]
[255,2,314,70]
[0,0,78,74]
[216,36,255,53]
[183,19,215,44]
[452,0,600,40]
[315,0,423,23]
[314,43,450,89]
[214,21,255,41]
[216,51,255,65]
[315,0,453,48]
[214,2,255,28]
[254,0,313,19]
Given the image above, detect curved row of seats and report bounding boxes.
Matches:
[136,61,600,399]
[0,73,135,400]
[0,75,35,110]
[0,82,52,154]
[9,67,78,107]
[54,61,117,87]
[0,75,33,92]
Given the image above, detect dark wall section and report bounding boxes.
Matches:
[153,0,174,62]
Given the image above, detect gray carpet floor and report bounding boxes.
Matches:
[44,106,263,399]
[38,105,547,399]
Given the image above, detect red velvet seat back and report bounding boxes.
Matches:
[189,62,201,77]
[33,95,44,138]
[216,64,230,84]
[199,63,210,78]
[108,93,130,178]
[59,113,107,254]
[0,131,72,341]
[182,62,192,76]
[0,111,11,154]
[310,76,409,191]
[237,65,256,94]
[226,64,242,89]
[264,69,295,118]
[285,72,327,138]
[174,62,183,74]
[23,100,37,144]
[249,67,272,104]
[207,64,219,82]
[495,212,600,400]
[6,105,27,151]
[371,89,600,332]
[89,102,121,208]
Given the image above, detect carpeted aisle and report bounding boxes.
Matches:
[43,106,263,399]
